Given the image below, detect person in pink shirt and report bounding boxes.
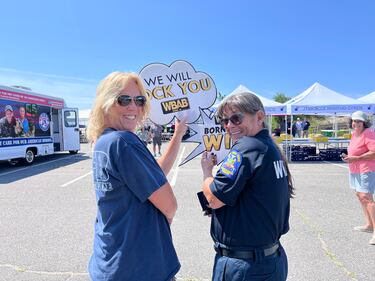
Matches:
[342,111,375,245]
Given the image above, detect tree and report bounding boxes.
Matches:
[273,92,291,103]
[271,93,292,132]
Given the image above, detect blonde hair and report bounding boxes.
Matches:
[86,72,150,143]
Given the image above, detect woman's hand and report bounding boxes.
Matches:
[342,151,375,163]
[201,151,217,178]
[342,154,358,163]
[173,118,188,139]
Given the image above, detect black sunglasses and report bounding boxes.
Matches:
[117,95,147,107]
[219,112,244,126]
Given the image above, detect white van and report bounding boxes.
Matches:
[0,85,80,165]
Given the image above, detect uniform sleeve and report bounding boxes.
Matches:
[364,129,375,151]
[116,138,167,203]
[210,140,265,206]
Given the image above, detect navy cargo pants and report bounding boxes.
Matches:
[212,245,288,281]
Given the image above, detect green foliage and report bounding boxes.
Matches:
[270,93,291,131]
[273,92,291,104]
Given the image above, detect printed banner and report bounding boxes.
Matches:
[0,137,53,147]
[292,104,375,114]
[0,99,51,139]
[139,60,217,125]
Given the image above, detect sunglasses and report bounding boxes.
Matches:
[117,95,147,107]
[219,112,244,126]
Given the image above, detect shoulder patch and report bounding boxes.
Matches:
[220,150,242,180]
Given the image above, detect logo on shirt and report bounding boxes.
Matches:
[93,151,113,191]
[220,150,242,180]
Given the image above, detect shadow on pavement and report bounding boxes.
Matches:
[0,152,90,184]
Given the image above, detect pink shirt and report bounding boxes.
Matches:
[348,128,375,173]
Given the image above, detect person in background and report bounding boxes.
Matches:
[302,118,310,138]
[200,91,294,281]
[137,125,150,147]
[286,120,291,135]
[295,117,303,137]
[272,126,281,137]
[86,71,187,280]
[291,121,297,137]
[15,106,30,137]
[0,105,17,138]
[151,123,163,157]
[342,111,375,245]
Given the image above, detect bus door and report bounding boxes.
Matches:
[61,108,80,152]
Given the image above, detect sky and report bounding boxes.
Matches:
[0,0,374,113]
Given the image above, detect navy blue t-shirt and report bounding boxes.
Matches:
[210,129,290,249]
[88,128,180,281]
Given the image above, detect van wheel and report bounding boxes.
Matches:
[8,159,20,166]
[23,149,35,165]
[69,150,78,154]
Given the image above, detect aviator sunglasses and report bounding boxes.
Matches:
[219,112,244,126]
[117,95,147,107]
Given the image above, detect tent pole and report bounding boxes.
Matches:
[268,115,272,134]
[333,115,338,138]
[284,115,288,161]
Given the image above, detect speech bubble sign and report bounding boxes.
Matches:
[180,108,231,166]
[139,60,217,125]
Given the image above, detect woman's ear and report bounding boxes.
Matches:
[257,110,265,123]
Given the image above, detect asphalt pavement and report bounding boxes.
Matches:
[0,142,374,281]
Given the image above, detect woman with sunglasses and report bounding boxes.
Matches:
[342,111,375,245]
[200,91,294,281]
[86,72,186,281]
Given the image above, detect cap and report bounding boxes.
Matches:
[351,111,367,122]
[5,105,13,112]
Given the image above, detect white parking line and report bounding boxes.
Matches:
[323,161,348,169]
[0,155,79,177]
[60,171,93,187]
[170,146,186,187]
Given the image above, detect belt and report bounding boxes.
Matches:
[214,243,279,260]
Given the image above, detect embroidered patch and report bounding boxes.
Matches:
[220,150,242,180]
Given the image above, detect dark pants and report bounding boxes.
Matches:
[212,245,288,281]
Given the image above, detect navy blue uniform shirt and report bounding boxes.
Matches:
[210,129,290,249]
[89,128,180,281]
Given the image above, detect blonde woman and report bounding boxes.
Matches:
[87,72,186,280]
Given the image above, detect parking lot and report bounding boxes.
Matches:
[0,142,374,281]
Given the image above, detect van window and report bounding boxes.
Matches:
[64,111,77,127]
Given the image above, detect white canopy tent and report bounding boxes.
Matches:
[211,85,287,134]
[358,91,375,103]
[226,85,286,115]
[283,83,375,160]
[284,82,375,137]
[284,82,374,115]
